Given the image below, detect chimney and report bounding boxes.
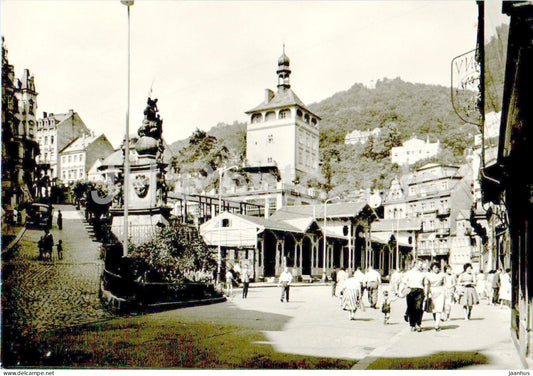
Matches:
[69,109,74,116]
[265,89,274,103]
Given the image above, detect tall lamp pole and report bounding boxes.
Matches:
[395,209,400,270]
[322,197,340,281]
[217,165,238,284]
[121,0,133,257]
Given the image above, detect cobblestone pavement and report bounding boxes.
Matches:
[2,205,113,339]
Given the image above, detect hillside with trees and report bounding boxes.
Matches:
[169,77,478,197]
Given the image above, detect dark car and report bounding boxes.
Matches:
[25,203,53,228]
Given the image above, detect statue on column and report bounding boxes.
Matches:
[135,97,164,158]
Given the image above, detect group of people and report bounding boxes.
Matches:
[331,260,511,332]
[37,210,63,261]
[331,266,383,320]
[224,265,251,299]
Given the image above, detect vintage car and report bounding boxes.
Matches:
[25,203,53,228]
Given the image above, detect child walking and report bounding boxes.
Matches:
[57,240,63,260]
[381,290,398,324]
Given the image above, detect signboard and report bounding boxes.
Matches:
[451,49,482,127]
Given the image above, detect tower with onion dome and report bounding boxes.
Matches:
[245,46,320,184]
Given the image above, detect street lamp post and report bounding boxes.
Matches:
[322,197,340,281]
[396,211,400,270]
[217,165,238,285]
[121,0,134,257]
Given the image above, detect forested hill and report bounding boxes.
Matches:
[169,77,479,195]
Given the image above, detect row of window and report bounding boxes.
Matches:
[61,153,84,164]
[408,181,449,196]
[250,108,319,126]
[61,168,84,180]
[39,135,55,145]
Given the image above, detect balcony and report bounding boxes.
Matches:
[417,248,450,257]
[436,228,451,237]
[436,208,451,217]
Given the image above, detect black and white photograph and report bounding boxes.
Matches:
[1,0,532,372]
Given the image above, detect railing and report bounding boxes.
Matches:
[417,248,450,256]
[436,228,451,237]
[110,224,157,245]
[437,208,451,217]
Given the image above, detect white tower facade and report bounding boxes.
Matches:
[245,48,320,184]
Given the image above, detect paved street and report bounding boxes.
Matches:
[1,205,524,369]
[2,204,113,355]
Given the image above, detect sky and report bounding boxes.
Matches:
[2,0,479,148]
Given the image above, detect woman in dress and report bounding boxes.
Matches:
[476,270,487,300]
[443,265,456,321]
[425,262,447,331]
[341,271,364,320]
[498,268,512,308]
[458,263,479,320]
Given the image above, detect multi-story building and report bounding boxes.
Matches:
[344,128,381,145]
[59,133,114,186]
[391,136,440,166]
[1,38,40,208]
[36,109,90,180]
[245,48,320,184]
[382,163,475,271]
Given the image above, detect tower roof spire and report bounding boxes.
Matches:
[277,44,291,90]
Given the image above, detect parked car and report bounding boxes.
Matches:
[25,203,53,228]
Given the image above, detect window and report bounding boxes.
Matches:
[279,109,290,119]
[251,113,262,123]
[68,155,72,163]
[267,134,273,143]
[222,218,231,227]
[267,157,273,163]
[79,169,83,178]
[50,136,54,144]
[265,111,276,121]
[44,136,48,145]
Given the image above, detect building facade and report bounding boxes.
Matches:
[36,109,90,180]
[1,38,40,208]
[382,164,476,272]
[245,48,320,184]
[391,136,440,166]
[345,128,381,145]
[200,202,376,280]
[59,133,114,185]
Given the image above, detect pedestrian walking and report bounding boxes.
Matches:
[57,210,63,230]
[389,269,402,296]
[43,228,54,261]
[365,265,381,309]
[353,267,367,311]
[38,236,45,260]
[443,265,456,321]
[241,267,250,299]
[401,259,426,332]
[499,268,512,308]
[330,268,337,297]
[491,269,501,305]
[225,269,234,297]
[279,267,293,303]
[57,240,63,260]
[458,263,479,320]
[335,267,348,297]
[425,262,446,331]
[381,290,396,325]
[476,270,487,300]
[341,271,364,320]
